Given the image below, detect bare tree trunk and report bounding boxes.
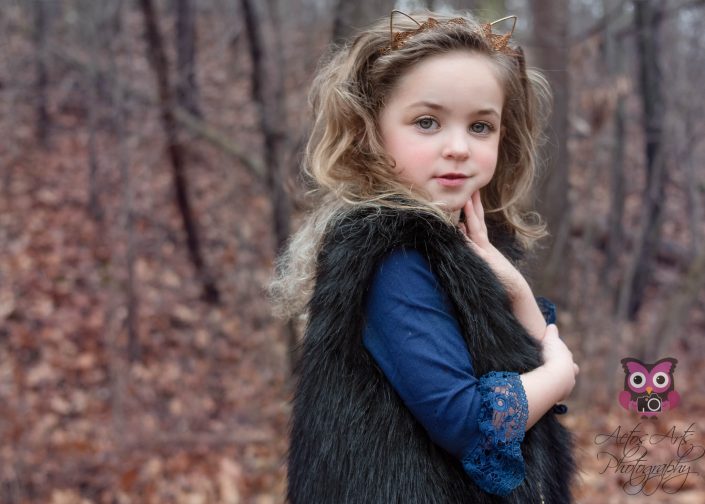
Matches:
[603,98,625,292]
[123,110,140,364]
[240,0,291,256]
[527,0,571,300]
[241,0,299,371]
[33,0,49,148]
[138,0,220,304]
[86,0,103,222]
[647,252,705,360]
[617,0,666,320]
[44,43,266,177]
[110,0,124,36]
[175,0,201,118]
[600,0,627,297]
[106,0,142,366]
[110,8,140,364]
[2,2,19,198]
[685,146,703,257]
[95,0,139,369]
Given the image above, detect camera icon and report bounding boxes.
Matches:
[636,395,661,413]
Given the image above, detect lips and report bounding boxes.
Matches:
[435,173,469,187]
[437,173,468,179]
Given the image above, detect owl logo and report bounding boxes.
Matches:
[619,357,680,419]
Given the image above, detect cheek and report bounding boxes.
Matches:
[402,147,436,170]
[386,137,433,171]
[477,147,499,176]
[380,131,407,166]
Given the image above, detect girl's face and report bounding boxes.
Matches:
[378,51,504,221]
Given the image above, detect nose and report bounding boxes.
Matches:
[646,387,653,394]
[441,129,470,160]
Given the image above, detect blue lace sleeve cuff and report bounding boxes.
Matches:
[461,371,528,496]
[535,296,556,324]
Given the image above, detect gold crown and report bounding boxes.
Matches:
[379,10,518,55]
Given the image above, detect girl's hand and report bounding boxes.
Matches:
[457,191,527,298]
[540,324,580,401]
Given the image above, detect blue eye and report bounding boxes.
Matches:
[416,117,438,130]
[471,122,493,134]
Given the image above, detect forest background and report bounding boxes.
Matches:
[1,0,704,502]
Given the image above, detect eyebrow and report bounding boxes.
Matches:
[407,101,501,119]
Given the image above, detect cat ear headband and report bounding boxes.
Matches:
[379,10,518,55]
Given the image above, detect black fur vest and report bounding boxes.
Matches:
[287,204,576,503]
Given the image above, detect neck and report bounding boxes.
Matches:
[450,208,461,225]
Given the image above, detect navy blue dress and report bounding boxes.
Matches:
[362,247,556,496]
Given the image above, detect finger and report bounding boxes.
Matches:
[459,219,483,252]
[460,221,477,246]
[472,190,486,232]
[471,191,484,231]
[457,221,468,237]
[545,323,559,339]
[456,217,471,241]
[463,196,475,222]
[464,195,482,235]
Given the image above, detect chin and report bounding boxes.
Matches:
[445,198,468,212]
[433,200,462,212]
[428,192,471,214]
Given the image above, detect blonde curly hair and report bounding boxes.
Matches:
[268,10,552,321]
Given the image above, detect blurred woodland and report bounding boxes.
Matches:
[1,0,704,502]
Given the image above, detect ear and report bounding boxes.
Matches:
[652,357,678,374]
[621,357,644,374]
[500,125,506,140]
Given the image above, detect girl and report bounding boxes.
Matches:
[269,9,579,503]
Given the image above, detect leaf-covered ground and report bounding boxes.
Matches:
[0,119,291,503]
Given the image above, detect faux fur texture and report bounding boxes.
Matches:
[287,203,576,503]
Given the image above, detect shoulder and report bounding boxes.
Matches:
[370,247,441,295]
[311,206,449,299]
[366,247,460,326]
[377,247,432,274]
[323,202,457,253]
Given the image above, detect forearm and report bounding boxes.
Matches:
[520,365,567,430]
[509,278,547,342]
